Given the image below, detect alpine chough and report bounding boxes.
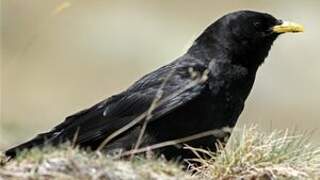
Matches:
[5,10,304,160]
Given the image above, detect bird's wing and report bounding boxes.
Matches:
[9,56,208,151]
[111,55,209,122]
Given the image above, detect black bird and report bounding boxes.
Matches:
[5,10,303,160]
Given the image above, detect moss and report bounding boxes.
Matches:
[0,145,196,180]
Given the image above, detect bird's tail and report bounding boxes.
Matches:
[5,132,57,158]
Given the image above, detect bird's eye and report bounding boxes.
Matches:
[253,21,270,32]
[253,22,263,30]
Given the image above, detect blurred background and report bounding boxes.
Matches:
[1,0,319,150]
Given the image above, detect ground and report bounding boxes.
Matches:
[1,126,319,180]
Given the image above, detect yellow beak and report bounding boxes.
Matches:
[272,21,304,33]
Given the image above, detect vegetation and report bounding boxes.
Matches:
[190,126,320,179]
[1,126,319,180]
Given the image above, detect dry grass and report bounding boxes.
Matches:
[1,126,319,180]
[189,126,320,179]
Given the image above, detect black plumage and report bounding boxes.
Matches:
[5,10,303,160]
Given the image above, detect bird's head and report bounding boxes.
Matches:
[189,10,304,70]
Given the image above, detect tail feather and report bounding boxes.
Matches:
[5,132,57,158]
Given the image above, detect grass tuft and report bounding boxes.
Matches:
[188,126,320,179]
